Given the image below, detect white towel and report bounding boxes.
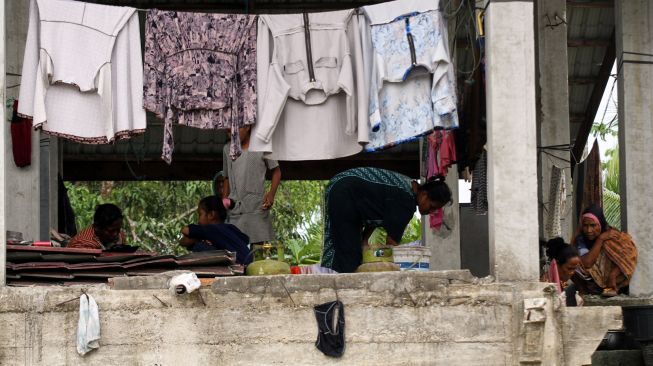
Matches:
[77,294,101,356]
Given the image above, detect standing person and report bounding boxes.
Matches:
[321,167,452,273]
[223,125,281,245]
[572,204,638,297]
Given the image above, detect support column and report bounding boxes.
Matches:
[0,0,6,286]
[485,0,539,281]
[616,0,653,296]
[535,0,573,242]
[5,0,45,242]
[423,166,461,270]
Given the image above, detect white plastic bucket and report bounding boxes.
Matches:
[393,245,431,271]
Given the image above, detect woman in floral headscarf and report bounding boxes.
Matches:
[572,204,638,297]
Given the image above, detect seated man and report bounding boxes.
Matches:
[180,195,252,265]
[68,203,126,250]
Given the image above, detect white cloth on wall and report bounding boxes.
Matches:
[19,0,145,143]
[77,294,101,356]
[250,11,369,161]
[361,0,459,151]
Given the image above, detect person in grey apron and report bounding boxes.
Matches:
[222,125,281,244]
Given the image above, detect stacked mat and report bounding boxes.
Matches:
[6,245,243,286]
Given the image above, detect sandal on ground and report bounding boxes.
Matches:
[601,288,618,297]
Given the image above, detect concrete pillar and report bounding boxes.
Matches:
[5,0,50,242]
[423,167,461,270]
[535,0,573,242]
[616,0,653,296]
[0,0,6,285]
[485,0,539,281]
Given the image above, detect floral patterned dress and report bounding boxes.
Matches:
[361,0,459,151]
[143,10,257,163]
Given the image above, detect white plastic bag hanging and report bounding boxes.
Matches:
[77,293,101,356]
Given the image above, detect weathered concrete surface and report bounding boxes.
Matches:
[424,167,462,271]
[616,0,653,297]
[4,0,45,243]
[535,0,573,241]
[562,307,623,366]
[485,0,540,282]
[0,272,620,365]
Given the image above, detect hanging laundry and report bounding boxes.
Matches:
[361,0,459,152]
[10,100,32,168]
[544,165,566,240]
[471,149,488,215]
[250,11,369,161]
[18,0,145,143]
[77,293,101,356]
[143,10,257,164]
[581,141,603,213]
[426,130,457,229]
[314,300,346,357]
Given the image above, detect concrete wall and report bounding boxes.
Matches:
[0,272,620,366]
[460,205,490,277]
[616,0,653,297]
[5,0,54,242]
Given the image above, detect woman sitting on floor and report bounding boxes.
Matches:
[571,204,638,297]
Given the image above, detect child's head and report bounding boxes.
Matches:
[546,237,581,279]
[197,195,227,225]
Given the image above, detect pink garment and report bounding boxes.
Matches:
[426,131,457,229]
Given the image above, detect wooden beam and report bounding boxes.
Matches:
[79,0,388,12]
[568,76,597,85]
[63,150,421,181]
[568,38,612,48]
[63,158,421,181]
[567,1,613,8]
[569,113,585,123]
[571,31,615,168]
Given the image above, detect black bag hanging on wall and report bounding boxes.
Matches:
[314,300,345,357]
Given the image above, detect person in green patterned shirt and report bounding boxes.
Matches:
[321,167,452,273]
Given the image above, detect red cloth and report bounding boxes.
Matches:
[426,131,457,229]
[10,100,32,167]
[67,225,126,250]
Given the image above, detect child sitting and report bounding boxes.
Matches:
[180,195,252,265]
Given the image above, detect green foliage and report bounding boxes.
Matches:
[66,180,328,260]
[603,189,621,230]
[603,147,619,194]
[401,215,422,244]
[66,179,423,263]
[66,181,212,255]
[269,180,326,264]
[591,119,618,141]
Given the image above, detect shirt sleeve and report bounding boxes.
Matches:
[142,10,166,118]
[222,144,230,178]
[17,0,40,119]
[254,16,291,143]
[430,15,458,129]
[187,224,209,241]
[237,16,257,127]
[264,157,279,170]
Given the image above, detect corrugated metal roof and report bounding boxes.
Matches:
[566,1,615,142]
